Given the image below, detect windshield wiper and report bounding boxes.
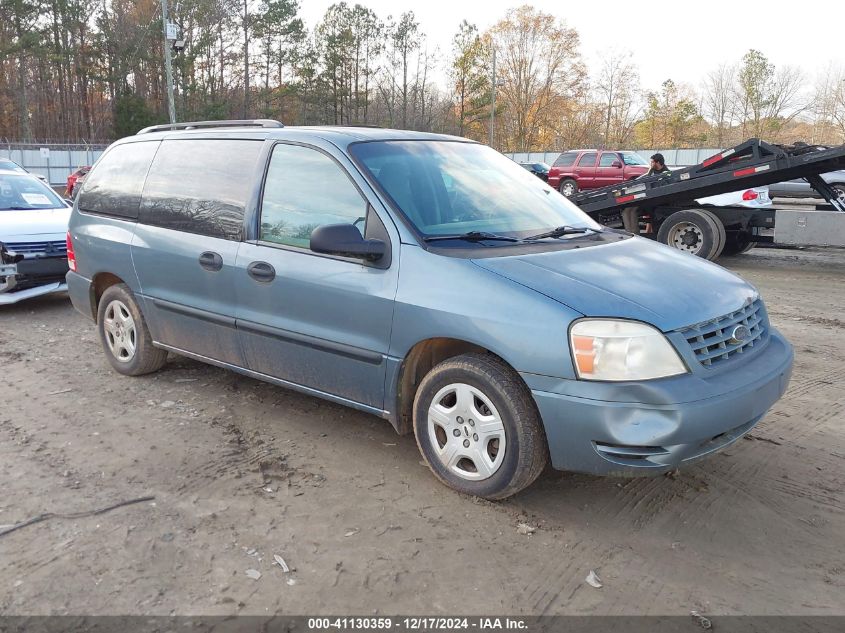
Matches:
[423,231,522,243]
[524,225,601,241]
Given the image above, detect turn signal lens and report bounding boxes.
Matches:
[742,190,759,201]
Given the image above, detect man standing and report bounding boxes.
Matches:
[622,154,672,234]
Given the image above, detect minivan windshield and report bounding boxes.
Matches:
[350,141,601,241]
[0,173,65,211]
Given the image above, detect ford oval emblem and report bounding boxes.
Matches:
[729,325,751,345]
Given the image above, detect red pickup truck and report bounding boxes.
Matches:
[548,150,649,196]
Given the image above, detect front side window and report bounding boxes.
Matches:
[0,173,65,210]
[139,139,262,240]
[349,141,600,240]
[78,141,160,219]
[259,144,366,249]
[599,153,620,167]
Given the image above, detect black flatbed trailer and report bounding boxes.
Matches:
[570,139,845,259]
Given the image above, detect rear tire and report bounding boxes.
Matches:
[656,209,722,260]
[413,353,548,500]
[559,178,578,197]
[97,284,167,376]
[721,231,757,256]
[699,209,726,259]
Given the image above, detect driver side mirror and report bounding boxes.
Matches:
[612,160,623,168]
[310,223,386,261]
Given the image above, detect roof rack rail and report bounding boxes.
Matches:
[136,119,284,134]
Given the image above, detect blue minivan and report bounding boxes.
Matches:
[66,121,793,499]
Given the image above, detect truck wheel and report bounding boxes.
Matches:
[97,284,167,376]
[656,209,722,260]
[413,353,548,500]
[721,231,756,256]
[699,209,726,259]
[559,179,578,197]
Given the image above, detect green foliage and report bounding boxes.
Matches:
[450,20,492,139]
[113,92,159,137]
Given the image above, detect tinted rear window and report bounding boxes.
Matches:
[78,141,160,219]
[139,139,262,240]
[553,152,578,167]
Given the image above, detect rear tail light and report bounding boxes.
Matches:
[66,231,77,272]
[742,190,759,201]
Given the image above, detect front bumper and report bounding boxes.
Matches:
[525,330,793,475]
[0,256,69,304]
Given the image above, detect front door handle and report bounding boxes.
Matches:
[199,251,223,272]
[247,261,275,283]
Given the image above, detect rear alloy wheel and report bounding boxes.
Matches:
[559,179,578,197]
[413,353,548,500]
[97,283,168,376]
[656,209,722,260]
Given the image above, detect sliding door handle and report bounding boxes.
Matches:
[247,261,275,283]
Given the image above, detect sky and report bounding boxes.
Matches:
[299,0,840,91]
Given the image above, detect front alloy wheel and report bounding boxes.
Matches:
[413,353,548,500]
[427,382,506,480]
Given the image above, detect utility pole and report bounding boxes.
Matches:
[489,47,496,148]
[161,0,176,124]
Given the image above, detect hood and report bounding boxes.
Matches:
[0,207,71,243]
[473,237,758,332]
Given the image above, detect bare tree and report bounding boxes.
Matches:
[734,49,806,142]
[702,63,736,147]
[488,6,585,152]
[594,50,640,147]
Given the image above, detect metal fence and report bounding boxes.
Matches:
[1,142,110,186]
[506,148,723,168]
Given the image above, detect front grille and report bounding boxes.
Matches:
[4,240,67,255]
[680,299,766,367]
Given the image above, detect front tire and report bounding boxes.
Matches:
[413,353,548,500]
[97,284,167,376]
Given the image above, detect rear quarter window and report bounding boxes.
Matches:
[138,139,262,240]
[77,141,160,219]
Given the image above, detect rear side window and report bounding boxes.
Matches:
[139,139,262,240]
[553,152,578,167]
[78,141,159,219]
[577,152,597,167]
[599,153,620,167]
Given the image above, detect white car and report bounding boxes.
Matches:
[697,186,772,209]
[0,158,50,183]
[0,170,71,304]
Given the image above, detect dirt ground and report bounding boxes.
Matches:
[1,246,843,617]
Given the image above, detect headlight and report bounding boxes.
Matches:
[570,319,687,381]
